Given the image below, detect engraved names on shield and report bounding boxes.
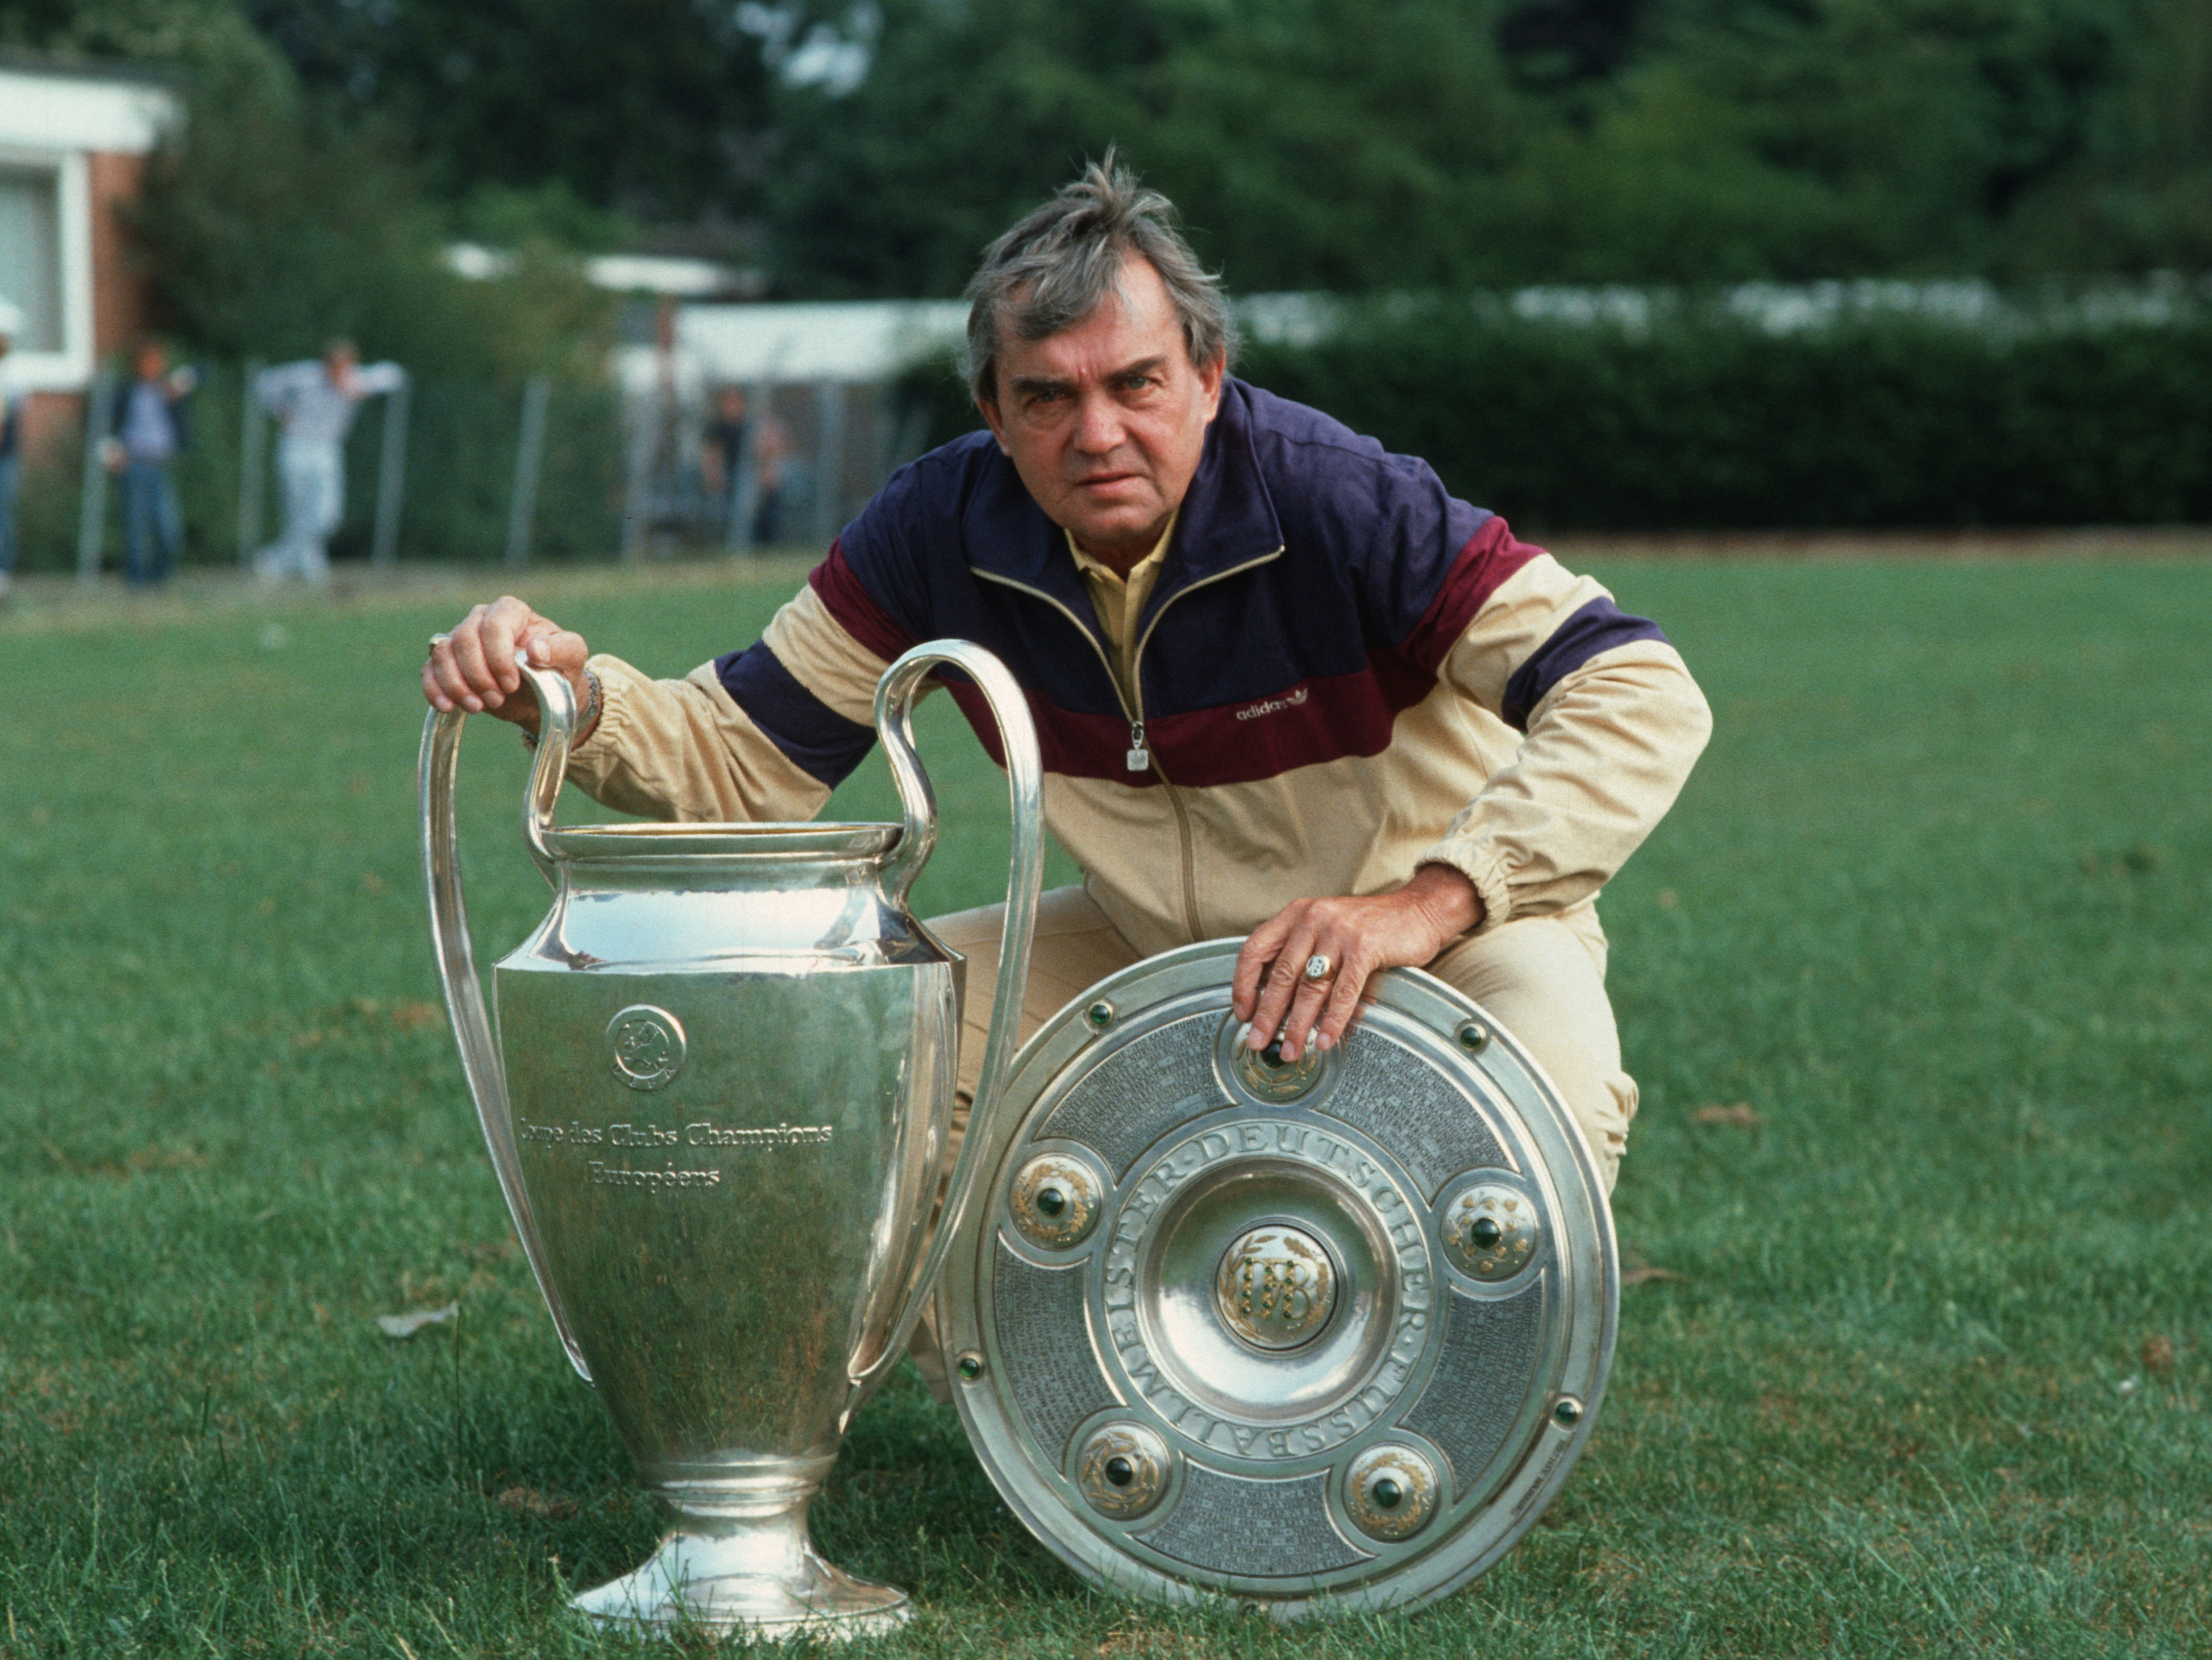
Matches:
[1097,1116,1441,1468]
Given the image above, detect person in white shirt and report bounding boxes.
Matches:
[253,339,405,583]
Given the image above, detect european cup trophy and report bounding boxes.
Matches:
[419,640,1043,1638]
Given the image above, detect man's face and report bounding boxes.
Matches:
[136,345,167,381]
[980,255,1223,570]
[718,388,747,422]
[325,346,358,386]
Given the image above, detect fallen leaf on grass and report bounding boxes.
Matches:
[376,1303,458,1340]
[494,1487,578,1519]
[838,1468,923,1496]
[1621,1264,1688,1286]
[343,996,445,1030]
[2143,1334,2176,1375]
[43,1141,209,1179]
[2080,844,2163,878]
[1692,1102,1763,1127]
[1577,1550,1642,1590]
[297,1000,446,1047]
[1097,1627,1194,1660]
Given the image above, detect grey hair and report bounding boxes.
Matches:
[965,151,1237,404]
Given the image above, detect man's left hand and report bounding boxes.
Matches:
[1232,865,1484,1062]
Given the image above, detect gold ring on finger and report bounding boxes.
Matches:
[1303,953,1333,983]
[427,632,451,653]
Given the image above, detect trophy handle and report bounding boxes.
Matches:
[418,663,594,1383]
[850,640,1045,1400]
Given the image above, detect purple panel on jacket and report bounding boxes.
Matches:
[1500,599,1667,732]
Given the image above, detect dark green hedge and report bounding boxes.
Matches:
[1239,304,2212,531]
[902,303,2212,530]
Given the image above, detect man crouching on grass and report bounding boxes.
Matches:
[424,154,1711,1389]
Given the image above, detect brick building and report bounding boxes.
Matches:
[0,53,182,463]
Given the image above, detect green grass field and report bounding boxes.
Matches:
[2,556,2206,1658]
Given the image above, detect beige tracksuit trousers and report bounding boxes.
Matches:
[904,884,1636,1400]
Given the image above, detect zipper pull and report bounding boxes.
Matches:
[1126,721,1151,772]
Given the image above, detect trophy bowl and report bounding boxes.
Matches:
[419,642,1044,1638]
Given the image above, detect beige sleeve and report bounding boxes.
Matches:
[1416,554,1713,930]
[560,584,892,823]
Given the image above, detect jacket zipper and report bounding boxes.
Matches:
[973,547,1285,942]
[1122,550,1282,940]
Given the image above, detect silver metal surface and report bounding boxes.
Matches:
[606,1004,686,1090]
[1440,1183,1541,1281]
[1225,1023,1325,1104]
[1076,1423,1172,1518]
[419,640,1044,1638]
[1344,1444,1439,1541]
[1214,1224,1337,1351]
[1009,1154,1104,1251]
[938,943,1616,1616]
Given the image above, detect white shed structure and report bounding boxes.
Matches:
[612,300,968,555]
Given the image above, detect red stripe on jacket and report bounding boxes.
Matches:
[1397,517,1543,676]
[809,540,918,662]
[947,652,1437,789]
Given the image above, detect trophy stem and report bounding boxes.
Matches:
[572,1466,910,1639]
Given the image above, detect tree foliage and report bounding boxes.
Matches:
[757,0,2209,293]
[237,0,773,230]
[0,0,612,378]
[4,0,2207,305]
[1237,296,2212,529]
[758,0,1531,296]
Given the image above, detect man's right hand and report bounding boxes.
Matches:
[422,596,594,741]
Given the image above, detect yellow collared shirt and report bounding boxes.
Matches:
[1065,511,1179,715]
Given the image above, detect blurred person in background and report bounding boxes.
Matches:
[701,385,753,549]
[254,339,406,583]
[0,301,20,603]
[101,340,200,588]
[426,158,1711,1396]
[749,405,795,547]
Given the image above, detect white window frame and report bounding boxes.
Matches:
[0,144,94,393]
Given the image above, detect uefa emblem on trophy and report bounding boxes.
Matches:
[420,640,1044,1637]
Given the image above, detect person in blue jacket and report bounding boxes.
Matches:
[101,339,200,587]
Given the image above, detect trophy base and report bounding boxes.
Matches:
[572,1529,911,1639]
